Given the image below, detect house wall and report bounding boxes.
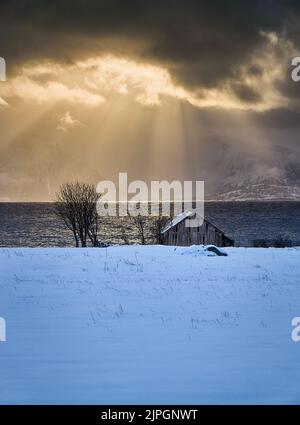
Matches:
[161,218,233,247]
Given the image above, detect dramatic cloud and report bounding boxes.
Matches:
[1,0,300,200]
[0,33,298,113]
[0,1,300,111]
[57,111,82,132]
[0,70,105,107]
[0,97,8,108]
[1,1,300,90]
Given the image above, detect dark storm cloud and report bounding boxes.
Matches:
[231,82,262,104]
[1,0,300,90]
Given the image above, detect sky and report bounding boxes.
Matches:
[0,0,300,201]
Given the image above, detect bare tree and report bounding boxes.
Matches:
[119,220,130,245]
[54,182,101,247]
[87,208,100,247]
[129,215,148,245]
[128,202,173,245]
[151,216,171,244]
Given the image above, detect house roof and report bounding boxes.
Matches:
[161,211,196,234]
[161,210,234,242]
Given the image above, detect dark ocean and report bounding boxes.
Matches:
[0,202,299,247]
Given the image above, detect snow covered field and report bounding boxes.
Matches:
[0,246,300,404]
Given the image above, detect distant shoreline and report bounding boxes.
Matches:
[1,200,300,204]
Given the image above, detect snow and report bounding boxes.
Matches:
[0,245,300,404]
[161,210,195,233]
[177,245,227,256]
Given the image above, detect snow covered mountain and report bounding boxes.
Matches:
[209,144,300,201]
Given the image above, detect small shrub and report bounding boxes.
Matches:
[272,236,292,248]
[253,239,269,248]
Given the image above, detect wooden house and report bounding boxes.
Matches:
[161,211,234,247]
